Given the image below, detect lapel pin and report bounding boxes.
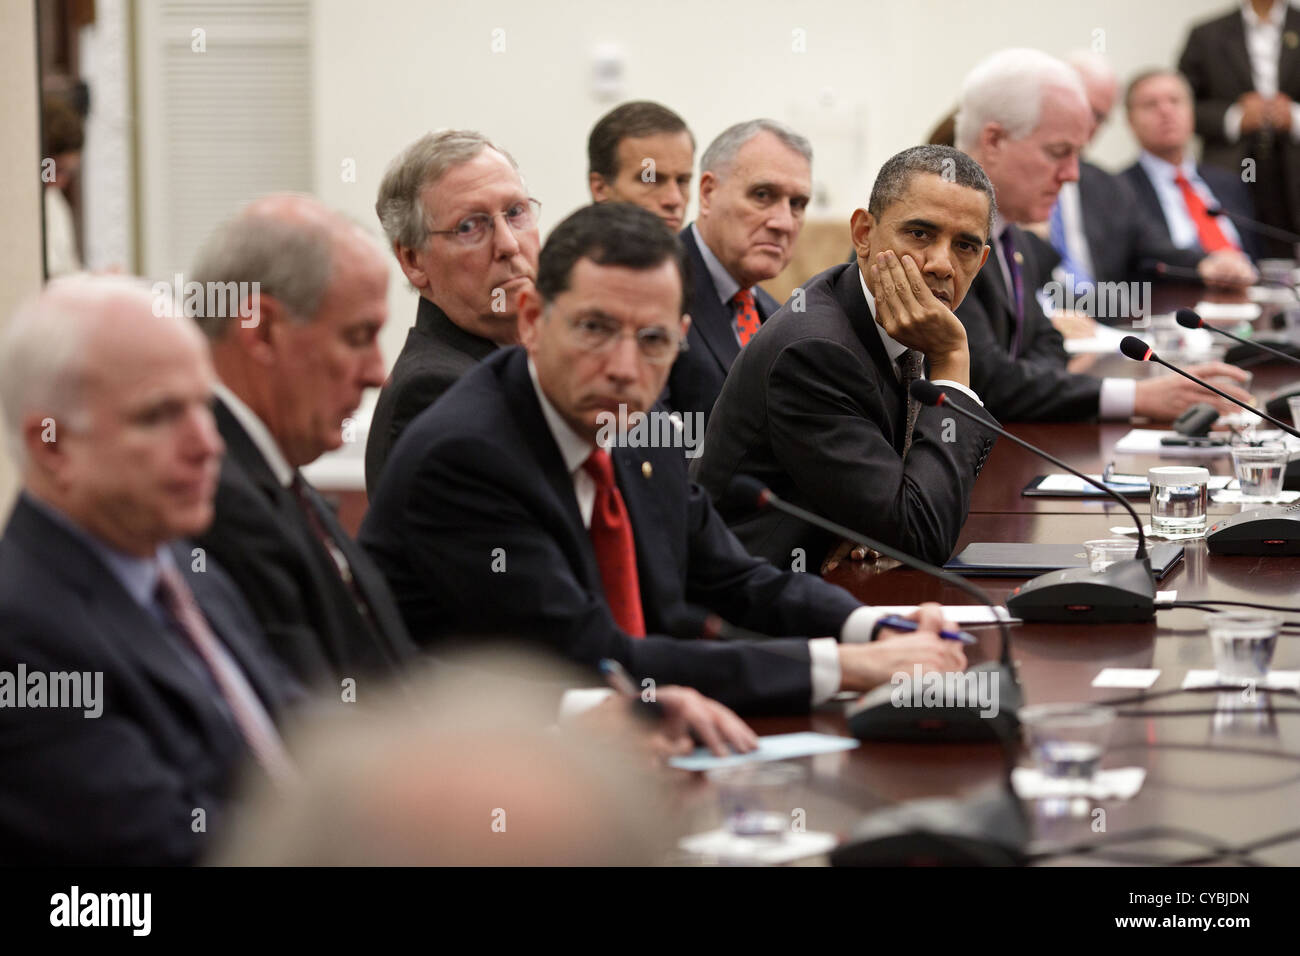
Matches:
[1013,251,1024,265]
[641,461,653,479]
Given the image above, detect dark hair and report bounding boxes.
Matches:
[587,101,693,180]
[868,145,996,237]
[42,96,84,157]
[1124,68,1192,112]
[536,202,691,314]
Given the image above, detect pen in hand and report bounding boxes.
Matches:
[876,614,978,645]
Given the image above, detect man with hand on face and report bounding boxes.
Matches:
[360,203,967,717]
[365,130,540,496]
[954,48,1254,423]
[588,100,695,232]
[667,119,812,428]
[695,146,998,571]
[190,194,419,689]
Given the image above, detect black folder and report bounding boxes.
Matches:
[943,541,1185,579]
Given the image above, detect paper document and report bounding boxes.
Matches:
[868,605,1018,624]
[667,732,858,771]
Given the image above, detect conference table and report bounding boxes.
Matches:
[684,324,1300,866]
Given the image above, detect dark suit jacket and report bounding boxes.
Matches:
[663,225,781,429]
[365,296,498,497]
[359,347,863,715]
[693,261,996,568]
[0,496,299,865]
[195,399,418,689]
[955,223,1103,422]
[1179,6,1300,237]
[1119,160,1259,260]
[1073,160,1205,284]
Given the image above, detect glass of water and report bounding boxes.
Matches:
[1148,465,1209,534]
[1083,538,1138,571]
[1287,394,1300,429]
[707,762,807,839]
[1019,703,1116,787]
[1230,443,1289,499]
[1206,610,1280,683]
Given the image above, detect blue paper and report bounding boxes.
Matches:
[667,731,859,771]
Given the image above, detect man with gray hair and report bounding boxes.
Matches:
[0,275,301,863]
[954,48,1253,423]
[365,129,540,496]
[189,194,419,689]
[696,145,998,569]
[668,118,812,427]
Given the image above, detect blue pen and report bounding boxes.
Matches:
[877,614,978,645]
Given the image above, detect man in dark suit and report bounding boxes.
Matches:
[1122,69,1262,262]
[665,119,811,429]
[1180,0,1300,259]
[954,48,1253,422]
[361,203,966,716]
[0,276,300,864]
[189,195,419,689]
[694,145,997,570]
[588,100,696,232]
[365,129,540,496]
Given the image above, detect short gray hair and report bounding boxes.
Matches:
[0,276,148,467]
[954,48,1087,153]
[189,203,335,339]
[700,119,812,178]
[375,129,519,252]
[868,145,997,237]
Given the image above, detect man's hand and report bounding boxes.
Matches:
[1197,249,1257,289]
[651,685,758,758]
[1050,309,1099,339]
[871,250,971,385]
[1133,362,1254,421]
[1269,93,1294,132]
[837,625,967,692]
[1239,91,1270,135]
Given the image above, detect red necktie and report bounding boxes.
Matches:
[1174,172,1238,253]
[582,448,646,637]
[732,288,760,346]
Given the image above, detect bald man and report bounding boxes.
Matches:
[0,276,300,864]
[189,194,419,689]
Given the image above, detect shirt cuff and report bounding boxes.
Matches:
[840,605,886,643]
[931,379,984,407]
[557,687,615,722]
[808,637,843,705]
[1099,377,1137,420]
[1224,103,1243,142]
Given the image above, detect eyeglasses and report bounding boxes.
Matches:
[428,198,541,247]
[551,309,687,365]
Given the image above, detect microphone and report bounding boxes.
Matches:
[1205,204,1300,248]
[723,474,1022,744]
[1174,307,1300,368]
[1119,337,1300,554]
[1118,335,1299,438]
[910,380,1160,623]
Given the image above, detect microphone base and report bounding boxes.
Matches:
[1206,505,1300,555]
[846,661,1021,744]
[1006,558,1156,623]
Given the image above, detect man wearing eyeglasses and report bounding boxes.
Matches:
[365,129,542,497]
[360,203,967,716]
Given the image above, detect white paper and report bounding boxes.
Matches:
[1181,670,1300,691]
[1156,590,1178,603]
[1092,668,1161,689]
[1037,473,1232,494]
[1211,488,1300,505]
[678,828,838,864]
[868,605,1018,624]
[667,732,858,772]
[1011,766,1146,800]
[1063,324,1127,355]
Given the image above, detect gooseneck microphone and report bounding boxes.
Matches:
[1118,335,1300,438]
[910,380,1159,623]
[1205,204,1300,248]
[1175,307,1300,369]
[724,474,1021,743]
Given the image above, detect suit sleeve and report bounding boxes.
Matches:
[1179,28,1236,146]
[762,339,994,565]
[397,437,819,715]
[956,294,1102,422]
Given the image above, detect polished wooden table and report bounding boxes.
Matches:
[728,346,1300,866]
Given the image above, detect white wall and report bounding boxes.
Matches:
[309,0,1235,369]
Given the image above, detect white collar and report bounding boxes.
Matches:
[1138,149,1197,184]
[213,381,295,488]
[1243,0,1286,29]
[527,357,597,475]
[690,222,744,306]
[857,265,910,364]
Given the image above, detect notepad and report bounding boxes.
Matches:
[667,732,858,771]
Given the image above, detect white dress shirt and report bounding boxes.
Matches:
[1049,180,1096,284]
[1224,0,1300,142]
[1136,151,1246,251]
[990,216,1135,420]
[525,359,884,704]
[213,382,295,487]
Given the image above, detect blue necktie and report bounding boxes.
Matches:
[1049,200,1096,293]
